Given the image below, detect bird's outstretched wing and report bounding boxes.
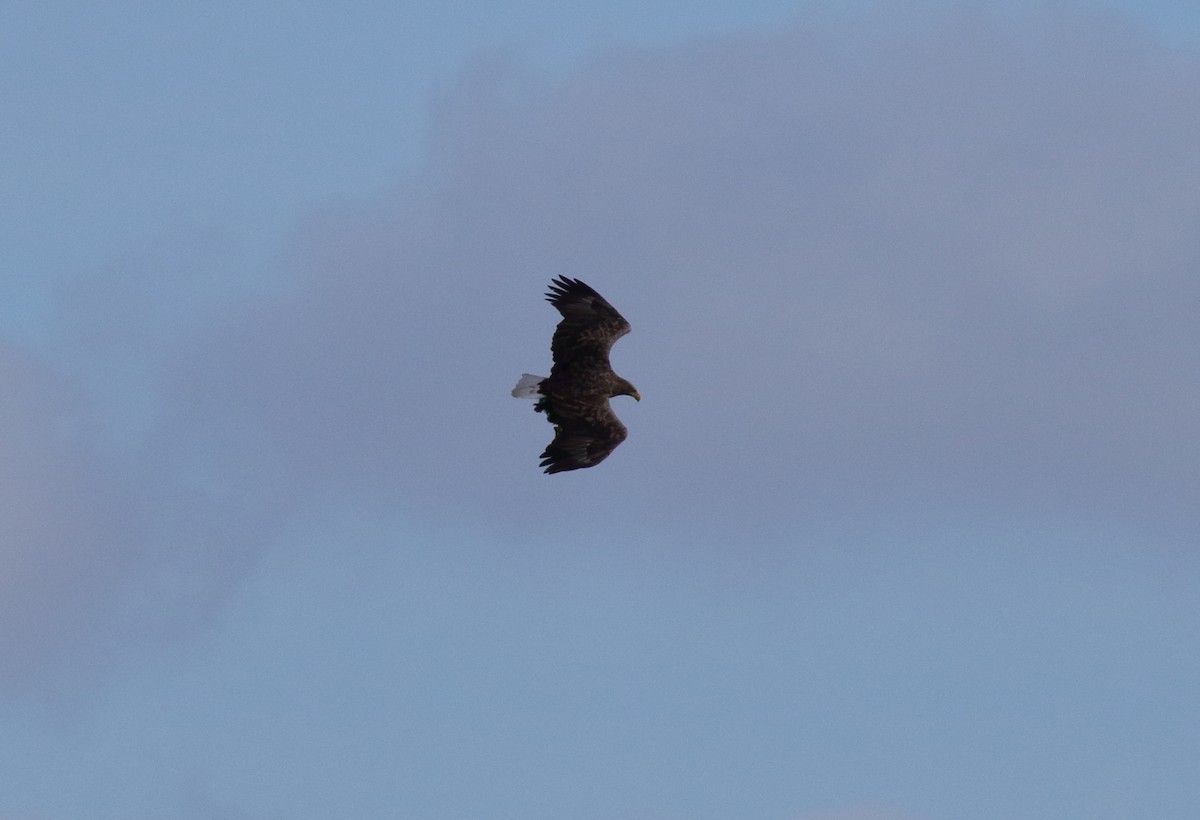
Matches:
[538,409,629,474]
[545,276,631,373]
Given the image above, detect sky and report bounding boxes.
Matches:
[2,1,1200,818]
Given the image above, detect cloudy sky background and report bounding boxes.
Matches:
[3,1,1199,818]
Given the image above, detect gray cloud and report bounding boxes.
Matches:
[0,233,288,700]
[9,2,1199,700]
[0,344,146,696]
[168,7,1200,535]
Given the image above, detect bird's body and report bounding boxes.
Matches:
[513,277,639,473]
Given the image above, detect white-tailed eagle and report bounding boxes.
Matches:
[512,277,639,473]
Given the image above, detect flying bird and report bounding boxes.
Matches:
[513,276,640,473]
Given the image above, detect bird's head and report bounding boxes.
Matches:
[613,378,641,402]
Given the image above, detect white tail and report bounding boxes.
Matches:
[511,373,545,399]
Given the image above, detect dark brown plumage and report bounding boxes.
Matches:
[513,277,639,473]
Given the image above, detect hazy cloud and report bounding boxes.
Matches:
[9,2,1200,698]
[0,344,144,695]
[168,6,1200,533]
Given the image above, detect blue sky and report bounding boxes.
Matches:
[3,2,1200,818]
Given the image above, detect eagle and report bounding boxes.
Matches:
[512,276,640,473]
